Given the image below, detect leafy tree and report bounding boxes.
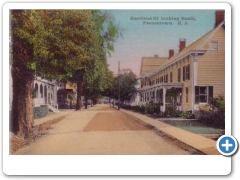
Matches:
[113,71,138,104]
[10,10,102,139]
[72,10,119,110]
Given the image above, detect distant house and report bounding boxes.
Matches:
[139,11,225,116]
[9,68,62,112]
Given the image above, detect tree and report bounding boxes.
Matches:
[113,71,138,104]
[72,10,119,110]
[11,10,40,139]
[10,10,99,139]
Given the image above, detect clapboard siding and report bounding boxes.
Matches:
[197,27,225,97]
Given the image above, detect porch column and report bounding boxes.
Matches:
[192,54,198,112]
[163,87,166,112]
[154,89,157,103]
[160,87,167,112]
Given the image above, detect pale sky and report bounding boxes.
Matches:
[106,10,216,76]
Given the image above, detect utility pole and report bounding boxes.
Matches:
[118,61,120,110]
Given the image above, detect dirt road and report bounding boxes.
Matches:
[13,104,191,155]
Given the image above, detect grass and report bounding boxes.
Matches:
[161,120,225,135]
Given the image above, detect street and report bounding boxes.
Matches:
[14,104,191,155]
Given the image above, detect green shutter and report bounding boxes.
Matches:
[188,64,190,80]
[195,86,199,104]
[208,86,213,103]
[183,66,185,81]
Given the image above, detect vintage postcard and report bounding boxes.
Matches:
[3,2,233,176]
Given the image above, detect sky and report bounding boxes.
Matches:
[105,10,216,76]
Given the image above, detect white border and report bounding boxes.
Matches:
[3,2,232,176]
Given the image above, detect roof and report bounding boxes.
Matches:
[149,21,225,77]
[140,57,169,76]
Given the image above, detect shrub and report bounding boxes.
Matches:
[145,102,160,114]
[211,95,225,112]
[181,111,195,119]
[33,105,49,119]
[165,105,181,117]
[196,96,225,128]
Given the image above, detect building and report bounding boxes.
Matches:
[139,11,225,115]
[9,67,63,112]
[33,77,61,111]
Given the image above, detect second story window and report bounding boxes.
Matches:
[170,72,173,83]
[178,68,181,82]
[166,74,168,83]
[183,66,186,81]
[183,64,190,81]
[210,41,218,51]
[186,64,190,80]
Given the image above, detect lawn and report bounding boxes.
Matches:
[160,120,225,135]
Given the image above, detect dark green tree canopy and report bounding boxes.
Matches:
[113,71,138,103]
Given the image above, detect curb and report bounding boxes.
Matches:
[120,109,220,155]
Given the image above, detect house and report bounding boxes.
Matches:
[9,67,62,112]
[139,11,225,116]
[33,77,61,111]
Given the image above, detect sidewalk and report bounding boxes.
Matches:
[34,110,75,126]
[120,109,220,155]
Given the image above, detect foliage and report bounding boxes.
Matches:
[197,95,225,128]
[165,105,181,117]
[211,95,225,112]
[144,101,160,114]
[33,106,49,119]
[10,10,120,138]
[166,87,178,105]
[112,71,138,103]
[181,111,195,119]
[121,105,145,114]
[165,105,194,119]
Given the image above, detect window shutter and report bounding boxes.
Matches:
[178,68,181,82]
[188,64,190,80]
[208,86,213,103]
[195,86,199,104]
[183,66,185,81]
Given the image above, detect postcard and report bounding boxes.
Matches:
[3,2,233,176]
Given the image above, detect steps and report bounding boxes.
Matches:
[47,104,59,112]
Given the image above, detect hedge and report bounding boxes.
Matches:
[34,105,49,119]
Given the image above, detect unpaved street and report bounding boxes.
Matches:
[14,105,191,155]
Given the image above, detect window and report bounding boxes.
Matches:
[186,64,190,80]
[195,86,213,104]
[210,41,218,51]
[165,74,168,83]
[186,87,188,103]
[183,66,186,81]
[34,83,38,98]
[183,64,190,81]
[170,72,173,83]
[40,84,43,98]
[178,68,181,82]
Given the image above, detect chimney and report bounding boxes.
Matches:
[215,10,225,28]
[169,49,174,59]
[179,38,186,52]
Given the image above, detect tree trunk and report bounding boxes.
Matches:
[11,36,35,140]
[76,81,83,110]
[84,96,88,109]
